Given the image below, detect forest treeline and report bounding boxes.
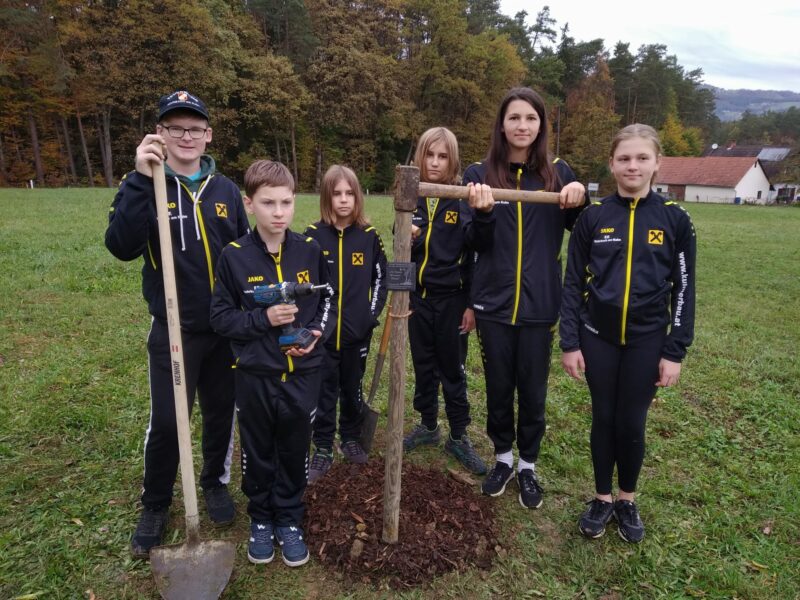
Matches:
[2,0,798,190]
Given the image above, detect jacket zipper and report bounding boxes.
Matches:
[417,198,438,299]
[620,197,640,344]
[336,229,344,351]
[511,169,523,324]
[271,244,293,373]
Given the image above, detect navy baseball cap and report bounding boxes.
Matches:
[157,90,209,121]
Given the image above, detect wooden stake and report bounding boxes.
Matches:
[381,165,419,544]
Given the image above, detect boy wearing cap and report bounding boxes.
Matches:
[105,90,250,558]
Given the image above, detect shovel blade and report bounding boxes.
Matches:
[360,406,380,454]
[151,539,236,600]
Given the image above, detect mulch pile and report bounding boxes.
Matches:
[304,459,499,589]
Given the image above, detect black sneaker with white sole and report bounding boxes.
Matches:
[131,507,169,559]
[517,469,543,509]
[481,462,515,497]
[578,498,614,538]
[614,499,645,543]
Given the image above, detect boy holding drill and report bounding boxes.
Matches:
[210,160,335,567]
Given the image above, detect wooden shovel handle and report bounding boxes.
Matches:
[418,181,561,204]
[152,159,201,543]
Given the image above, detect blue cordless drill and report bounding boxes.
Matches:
[253,282,328,351]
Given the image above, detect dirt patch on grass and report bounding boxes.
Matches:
[305,460,498,589]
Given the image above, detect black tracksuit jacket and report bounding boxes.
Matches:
[105,168,249,331]
[461,160,585,325]
[411,196,495,299]
[559,191,696,361]
[303,222,388,349]
[209,229,336,374]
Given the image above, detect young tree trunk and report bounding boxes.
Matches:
[315,144,323,192]
[76,110,95,187]
[102,108,114,185]
[139,105,146,138]
[275,138,282,162]
[53,119,71,183]
[28,114,45,186]
[61,116,78,184]
[95,111,113,187]
[404,137,416,165]
[0,134,8,183]
[290,122,298,186]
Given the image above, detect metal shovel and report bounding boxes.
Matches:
[148,158,235,600]
[360,296,393,453]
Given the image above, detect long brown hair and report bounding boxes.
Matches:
[413,127,460,184]
[484,87,558,192]
[319,165,369,227]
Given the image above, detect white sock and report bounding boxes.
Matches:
[496,451,514,468]
[518,459,535,473]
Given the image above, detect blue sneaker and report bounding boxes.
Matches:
[247,520,274,564]
[275,525,310,567]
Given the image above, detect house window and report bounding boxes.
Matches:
[757,190,762,199]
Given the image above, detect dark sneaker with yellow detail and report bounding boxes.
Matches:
[578,498,614,538]
[444,434,488,475]
[517,469,543,509]
[204,485,235,526]
[248,520,274,564]
[614,499,645,543]
[131,507,169,559]
[275,525,310,567]
[340,440,369,464]
[481,461,515,497]
[403,423,441,451]
[308,449,333,484]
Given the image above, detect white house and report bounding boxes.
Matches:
[653,157,771,204]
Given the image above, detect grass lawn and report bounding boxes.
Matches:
[0,188,798,599]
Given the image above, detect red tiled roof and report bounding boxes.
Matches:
[656,157,760,187]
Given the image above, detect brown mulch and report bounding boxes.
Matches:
[304,459,500,589]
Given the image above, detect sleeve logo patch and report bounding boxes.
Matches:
[648,229,664,245]
[352,252,364,266]
[297,270,310,283]
[215,203,228,218]
[444,211,458,224]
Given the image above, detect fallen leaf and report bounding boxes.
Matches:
[350,511,364,524]
[748,560,768,571]
[71,518,84,526]
[355,523,367,532]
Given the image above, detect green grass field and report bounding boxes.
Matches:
[1,188,798,599]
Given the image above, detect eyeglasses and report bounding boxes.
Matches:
[160,125,208,139]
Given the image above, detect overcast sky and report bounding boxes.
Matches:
[499,0,800,92]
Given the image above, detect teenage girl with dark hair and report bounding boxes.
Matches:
[560,123,695,542]
[305,165,388,482]
[462,87,586,508]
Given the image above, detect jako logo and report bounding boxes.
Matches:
[600,227,615,234]
[247,275,264,283]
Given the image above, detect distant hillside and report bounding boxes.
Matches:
[707,87,800,121]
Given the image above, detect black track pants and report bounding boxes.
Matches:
[408,292,470,438]
[142,319,235,510]
[476,319,553,462]
[581,327,665,494]
[313,338,370,450]
[236,368,318,525]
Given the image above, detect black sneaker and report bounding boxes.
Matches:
[204,485,235,526]
[614,499,645,543]
[308,449,333,484]
[444,434,488,475]
[578,498,614,538]
[481,462,515,497]
[517,469,543,509]
[131,507,169,559]
[403,423,441,452]
[340,440,369,464]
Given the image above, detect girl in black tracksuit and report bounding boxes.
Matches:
[403,127,494,476]
[560,124,696,543]
[304,165,388,481]
[462,87,587,509]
